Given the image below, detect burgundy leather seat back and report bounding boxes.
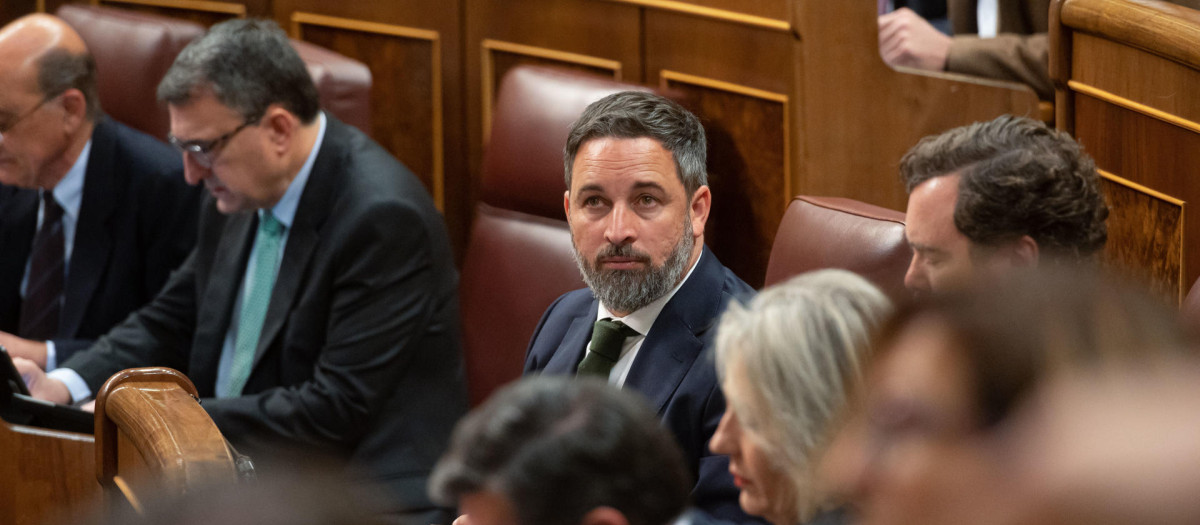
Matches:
[58,4,204,140]
[764,196,912,302]
[58,5,372,139]
[461,65,651,406]
[290,39,372,133]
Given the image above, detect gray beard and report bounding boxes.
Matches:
[572,220,695,315]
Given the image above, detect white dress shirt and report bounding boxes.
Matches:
[977,0,999,38]
[592,250,702,387]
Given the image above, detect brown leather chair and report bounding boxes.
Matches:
[58,4,372,139]
[764,195,912,302]
[460,65,652,406]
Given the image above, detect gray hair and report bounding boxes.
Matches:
[715,269,892,523]
[37,48,100,121]
[157,18,318,123]
[564,91,707,195]
[429,377,690,525]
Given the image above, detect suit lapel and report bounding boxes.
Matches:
[622,247,724,415]
[251,117,341,368]
[0,187,38,332]
[61,119,118,337]
[190,209,254,394]
[543,301,598,374]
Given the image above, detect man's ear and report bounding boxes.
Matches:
[689,185,711,239]
[579,507,630,525]
[1010,235,1039,268]
[58,88,88,131]
[262,105,297,152]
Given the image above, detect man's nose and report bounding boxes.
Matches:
[604,204,637,246]
[182,153,208,186]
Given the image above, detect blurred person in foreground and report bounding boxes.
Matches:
[709,270,892,525]
[429,376,694,525]
[900,115,1107,294]
[998,357,1200,525]
[820,267,1192,525]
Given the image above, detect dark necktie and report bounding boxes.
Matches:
[20,193,65,340]
[577,318,638,378]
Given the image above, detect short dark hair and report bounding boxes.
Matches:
[429,377,691,525]
[157,18,318,123]
[564,91,707,196]
[37,47,100,121]
[900,115,1108,261]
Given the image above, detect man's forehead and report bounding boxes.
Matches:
[571,136,682,191]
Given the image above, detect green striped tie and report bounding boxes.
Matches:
[225,211,285,397]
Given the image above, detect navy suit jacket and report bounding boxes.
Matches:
[0,117,200,361]
[61,116,467,523]
[524,246,758,523]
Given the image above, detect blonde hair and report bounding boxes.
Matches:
[715,269,891,523]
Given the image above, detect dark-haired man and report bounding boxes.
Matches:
[900,114,1108,294]
[0,14,201,369]
[430,377,693,525]
[16,18,465,525]
[524,91,755,522]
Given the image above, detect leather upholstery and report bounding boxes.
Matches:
[462,65,648,406]
[291,39,372,134]
[764,195,912,302]
[479,65,652,221]
[58,5,372,139]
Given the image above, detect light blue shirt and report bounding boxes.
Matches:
[24,139,90,371]
[52,114,327,402]
[215,112,326,397]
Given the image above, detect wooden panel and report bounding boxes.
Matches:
[1,0,38,25]
[1073,91,1198,297]
[601,0,790,30]
[1099,172,1184,303]
[0,422,99,525]
[662,72,788,287]
[95,0,245,25]
[1072,33,1200,125]
[293,14,444,208]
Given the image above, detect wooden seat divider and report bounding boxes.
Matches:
[94,367,237,513]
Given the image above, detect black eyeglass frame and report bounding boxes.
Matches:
[168,115,262,168]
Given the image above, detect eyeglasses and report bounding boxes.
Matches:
[0,96,55,145]
[168,116,260,168]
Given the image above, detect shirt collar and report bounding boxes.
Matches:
[597,249,703,335]
[50,138,91,220]
[265,112,326,228]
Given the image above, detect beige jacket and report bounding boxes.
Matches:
[944,0,1052,99]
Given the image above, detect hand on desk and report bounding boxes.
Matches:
[0,331,48,370]
[878,7,952,71]
[12,357,72,405]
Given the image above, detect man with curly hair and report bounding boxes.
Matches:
[900,115,1109,294]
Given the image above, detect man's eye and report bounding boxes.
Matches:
[583,196,604,207]
[637,195,657,206]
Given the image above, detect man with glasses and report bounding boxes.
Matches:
[0,15,200,370]
[15,17,466,525]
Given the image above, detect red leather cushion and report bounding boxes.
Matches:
[481,66,651,221]
[460,204,583,406]
[764,196,912,302]
[290,39,372,134]
[58,4,204,140]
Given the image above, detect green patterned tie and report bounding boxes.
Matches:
[577,318,638,377]
[225,211,285,397]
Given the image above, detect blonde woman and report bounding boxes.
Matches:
[709,269,890,525]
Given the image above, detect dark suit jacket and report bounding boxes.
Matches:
[945,0,1052,100]
[0,117,200,361]
[61,116,467,521]
[524,247,757,523]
